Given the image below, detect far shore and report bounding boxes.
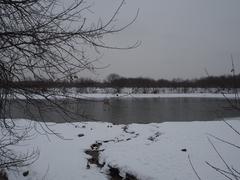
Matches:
[77,93,237,99]
[12,92,239,100]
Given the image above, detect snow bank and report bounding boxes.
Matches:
[77,93,237,99]
[5,118,240,180]
[10,87,239,100]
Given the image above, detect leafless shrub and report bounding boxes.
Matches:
[0,0,139,172]
[205,57,240,180]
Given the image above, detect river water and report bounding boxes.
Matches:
[8,97,240,124]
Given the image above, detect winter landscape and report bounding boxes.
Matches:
[1,92,240,180]
[1,0,240,180]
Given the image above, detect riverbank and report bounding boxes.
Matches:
[77,92,238,100]
[13,92,238,100]
[5,118,240,180]
[9,86,240,100]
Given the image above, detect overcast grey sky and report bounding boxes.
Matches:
[80,0,240,80]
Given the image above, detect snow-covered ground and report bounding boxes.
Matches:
[72,87,240,95]
[11,87,240,100]
[13,92,239,100]
[5,118,240,180]
[76,92,238,100]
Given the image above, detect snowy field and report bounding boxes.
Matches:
[5,118,240,180]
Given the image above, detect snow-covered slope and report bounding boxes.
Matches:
[5,118,240,180]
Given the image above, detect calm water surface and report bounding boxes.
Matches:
[9,98,240,124]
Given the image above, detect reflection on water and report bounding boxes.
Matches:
[8,98,240,124]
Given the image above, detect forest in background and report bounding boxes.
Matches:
[2,73,240,90]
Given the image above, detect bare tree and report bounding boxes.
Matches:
[107,73,122,83]
[0,0,139,172]
[201,59,240,180]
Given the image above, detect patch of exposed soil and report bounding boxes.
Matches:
[0,170,8,180]
[148,131,162,142]
[122,126,135,134]
[85,142,105,168]
[85,141,138,180]
[108,165,137,180]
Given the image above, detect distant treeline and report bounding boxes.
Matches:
[2,74,240,89]
[108,74,240,88]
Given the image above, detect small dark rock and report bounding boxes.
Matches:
[23,171,29,177]
[82,125,86,128]
[181,148,187,152]
[78,134,84,137]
